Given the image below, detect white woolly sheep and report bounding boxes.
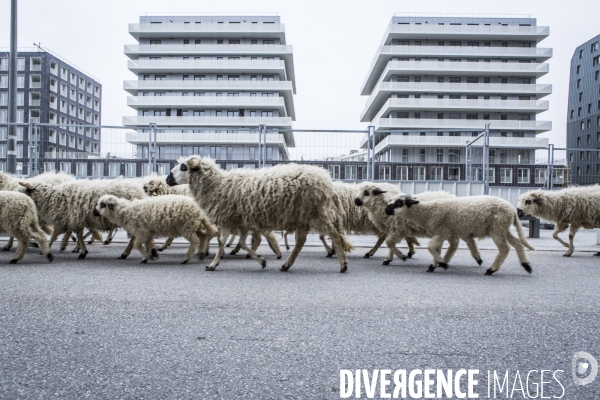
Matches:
[94,194,217,263]
[386,195,534,275]
[167,156,354,272]
[518,187,600,256]
[0,191,53,263]
[19,178,146,259]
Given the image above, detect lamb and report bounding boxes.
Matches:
[94,194,217,264]
[167,156,354,272]
[144,178,191,197]
[517,187,600,256]
[386,195,534,275]
[0,191,53,263]
[19,178,146,259]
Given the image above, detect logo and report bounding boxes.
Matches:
[572,351,598,386]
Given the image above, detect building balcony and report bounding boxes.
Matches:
[374,117,552,133]
[124,79,295,117]
[371,98,549,121]
[128,22,287,42]
[122,115,294,146]
[361,81,552,120]
[127,59,287,80]
[363,46,552,91]
[362,60,550,95]
[127,96,289,117]
[371,135,549,153]
[381,24,550,44]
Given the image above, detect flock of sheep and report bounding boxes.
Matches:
[1,156,600,275]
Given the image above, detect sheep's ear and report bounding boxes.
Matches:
[405,198,420,208]
[107,203,115,211]
[18,181,31,188]
[187,157,200,169]
[373,189,387,195]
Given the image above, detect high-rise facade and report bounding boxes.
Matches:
[123,14,296,170]
[566,34,600,185]
[360,15,553,185]
[0,49,102,174]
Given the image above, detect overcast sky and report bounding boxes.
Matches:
[1,0,599,147]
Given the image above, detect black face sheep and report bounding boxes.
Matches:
[167,156,354,272]
[387,195,534,275]
[94,195,217,264]
[518,187,600,257]
[0,191,53,263]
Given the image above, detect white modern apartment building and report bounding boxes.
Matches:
[123,13,296,169]
[360,14,552,185]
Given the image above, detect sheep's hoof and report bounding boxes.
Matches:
[71,249,79,253]
[426,265,435,273]
[280,265,290,272]
[326,252,334,258]
[285,246,290,251]
[438,262,448,270]
[29,242,39,248]
[477,258,483,266]
[157,248,165,252]
[118,253,128,259]
[593,252,600,257]
[563,253,572,257]
[140,259,148,264]
[2,246,10,251]
[340,263,347,273]
[205,266,217,271]
[363,252,372,259]
[103,240,110,245]
[181,260,189,265]
[229,250,238,255]
[150,249,159,260]
[245,254,251,259]
[71,237,77,242]
[276,255,282,259]
[400,255,407,262]
[87,240,93,245]
[198,253,206,260]
[77,252,88,259]
[407,252,415,259]
[47,253,54,262]
[382,259,391,265]
[521,263,532,274]
[484,268,495,275]
[225,244,231,247]
[60,247,66,252]
[220,254,224,259]
[260,259,266,269]
[9,259,18,264]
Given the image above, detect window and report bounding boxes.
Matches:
[414,167,426,180]
[577,65,581,74]
[449,149,460,163]
[60,162,72,174]
[210,146,221,159]
[500,168,512,183]
[227,146,233,160]
[328,165,340,180]
[431,167,443,180]
[396,166,408,180]
[262,75,274,81]
[419,148,426,162]
[448,167,460,181]
[487,168,495,183]
[449,77,461,83]
[466,77,478,83]
[76,163,88,176]
[345,165,358,180]
[517,169,530,184]
[154,75,166,81]
[401,148,408,163]
[535,169,547,184]
[466,113,478,120]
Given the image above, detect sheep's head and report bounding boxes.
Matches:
[144,179,163,196]
[517,191,544,218]
[385,194,419,216]
[354,183,389,208]
[94,195,118,217]
[167,155,216,186]
[18,181,37,195]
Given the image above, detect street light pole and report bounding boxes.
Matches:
[7,0,18,173]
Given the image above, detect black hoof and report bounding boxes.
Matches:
[229,250,238,255]
[521,262,532,274]
[280,265,290,272]
[426,265,435,273]
[118,253,128,259]
[593,252,600,257]
[60,247,66,252]
[245,254,251,259]
[225,244,231,247]
[340,263,347,273]
[563,253,572,257]
[276,255,282,259]
[198,253,206,260]
[47,253,54,262]
[477,258,483,266]
[220,254,224,259]
[285,246,290,251]
[438,262,448,270]
[71,237,77,242]
[87,240,93,245]
[382,260,391,265]
[400,255,407,262]
[157,248,165,252]
[407,252,414,259]
[150,248,159,259]
[29,242,39,248]
[9,259,18,264]
[261,259,266,269]
[140,259,148,264]
[363,252,372,259]
[181,260,189,265]
[326,252,334,258]
[205,266,216,271]
[103,240,110,245]
[484,268,495,275]
[77,252,87,259]
[71,249,79,253]
[2,246,10,251]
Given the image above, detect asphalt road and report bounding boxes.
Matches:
[1,241,599,399]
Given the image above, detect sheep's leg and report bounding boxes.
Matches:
[245,231,262,259]
[441,237,460,265]
[283,230,291,251]
[329,232,349,273]
[196,231,209,259]
[118,235,136,259]
[551,222,570,248]
[225,234,236,247]
[426,239,445,273]
[103,229,117,245]
[507,232,532,274]
[426,235,445,272]
[180,233,200,264]
[75,229,88,259]
[281,227,308,271]
[384,236,407,265]
[29,224,53,262]
[230,235,243,255]
[406,236,420,258]
[157,237,174,251]
[564,225,579,257]
[206,230,229,271]
[235,231,266,268]
[72,235,82,253]
[53,229,68,251]
[484,234,510,275]
[2,236,14,251]
[264,231,282,259]
[136,236,151,263]
[9,233,29,263]
[83,231,93,245]
[463,236,483,266]
[364,235,385,259]
[320,235,335,257]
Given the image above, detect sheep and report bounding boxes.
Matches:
[386,194,534,275]
[0,191,53,263]
[19,178,146,259]
[517,187,600,257]
[167,156,354,272]
[94,194,217,264]
[144,178,192,197]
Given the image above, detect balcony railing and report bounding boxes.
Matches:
[123,115,292,127]
[128,96,287,113]
[384,23,550,41]
[125,44,293,56]
[123,79,293,92]
[376,117,552,132]
[127,59,287,77]
[128,22,286,40]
